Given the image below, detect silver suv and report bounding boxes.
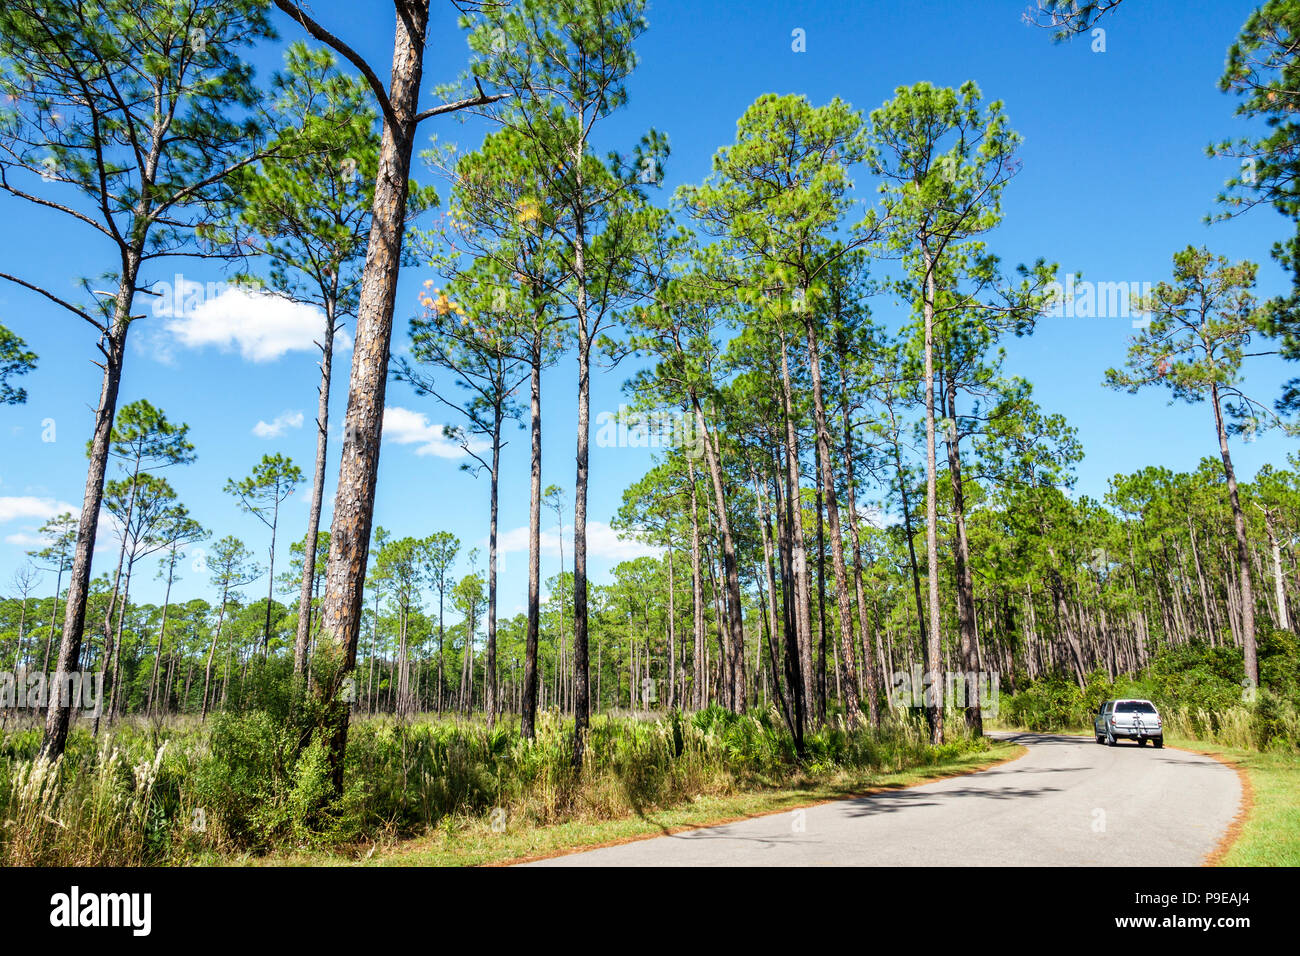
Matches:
[1094,699,1164,748]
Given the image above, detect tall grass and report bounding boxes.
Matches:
[0,705,987,865]
[0,734,173,865]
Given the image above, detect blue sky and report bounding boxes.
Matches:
[0,0,1291,617]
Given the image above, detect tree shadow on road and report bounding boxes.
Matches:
[841,784,1062,817]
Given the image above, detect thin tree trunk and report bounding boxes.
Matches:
[803,318,861,726]
[666,546,676,711]
[570,132,593,767]
[771,450,806,751]
[201,585,231,721]
[106,556,137,721]
[295,302,336,675]
[42,268,134,758]
[1261,507,1291,631]
[1212,382,1257,686]
[692,396,746,712]
[687,456,705,710]
[40,564,64,673]
[753,467,793,733]
[944,377,982,735]
[837,350,880,727]
[522,358,542,738]
[920,243,943,743]
[486,411,501,726]
[777,331,814,719]
[149,554,178,717]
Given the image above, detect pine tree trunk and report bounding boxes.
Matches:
[920,244,943,743]
[944,378,982,735]
[1262,509,1291,630]
[752,468,793,733]
[486,411,501,726]
[814,460,827,723]
[771,452,806,750]
[149,557,176,717]
[313,1,429,791]
[201,585,230,721]
[42,265,135,758]
[803,318,861,727]
[1211,383,1258,686]
[837,352,880,727]
[99,554,135,731]
[666,546,676,711]
[521,358,542,738]
[295,302,336,675]
[687,456,705,710]
[777,331,815,719]
[692,397,747,712]
[40,565,64,673]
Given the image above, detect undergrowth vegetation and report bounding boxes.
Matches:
[0,705,988,865]
[997,633,1300,751]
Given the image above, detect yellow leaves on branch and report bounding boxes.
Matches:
[436,294,466,318]
[516,197,541,227]
[416,283,465,319]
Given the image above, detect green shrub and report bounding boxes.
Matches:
[1,703,992,865]
[996,641,1300,751]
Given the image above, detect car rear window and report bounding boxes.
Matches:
[1116,701,1156,713]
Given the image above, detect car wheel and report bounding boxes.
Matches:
[1106,731,1116,747]
[1153,737,1163,749]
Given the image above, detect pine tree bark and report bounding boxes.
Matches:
[311,2,429,790]
[148,552,178,717]
[803,318,861,726]
[837,351,880,727]
[920,244,944,743]
[1260,507,1290,631]
[521,358,542,738]
[201,582,231,721]
[943,377,982,735]
[1212,382,1258,686]
[485,410,501,726]
[692,397,747,712]
[41,266,134,758]
[777,331,815,718]
[687,456,706,710]
[295,301,336,675]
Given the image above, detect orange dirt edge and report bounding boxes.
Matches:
[1166,744,1253,867]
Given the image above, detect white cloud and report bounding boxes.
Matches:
[164,287,353,363]
[5,531,50,548]
[383,406,482,459]
[587,521,663,562]
[253,410,305,439]
[854,505,890,530]
[0,496,79,524]
[497,520,661,563]
[497,524,560,555]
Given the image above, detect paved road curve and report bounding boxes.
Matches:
[522,733,1241,866]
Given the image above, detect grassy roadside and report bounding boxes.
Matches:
[990,725,1300,866]
[247,740,1026,867]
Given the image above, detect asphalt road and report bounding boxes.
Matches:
[521,733,1242,867]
